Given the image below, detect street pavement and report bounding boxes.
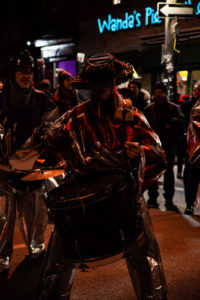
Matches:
[0,166,200,300]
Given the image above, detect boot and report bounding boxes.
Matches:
[165,199,179,212]
[184,205,194,215]
[147,198,158,209]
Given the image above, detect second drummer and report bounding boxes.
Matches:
[0,49,59,275]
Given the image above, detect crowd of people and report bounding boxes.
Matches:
[0,48,199,299]
[118,77,200,216]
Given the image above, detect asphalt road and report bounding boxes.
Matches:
[0,167,200,300]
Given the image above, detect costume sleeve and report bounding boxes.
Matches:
[127,108,167,192]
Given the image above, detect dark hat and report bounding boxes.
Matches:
[78,52,133,88]
[152,81,167,94]
[10,49,34,70]
[57,70,73,87]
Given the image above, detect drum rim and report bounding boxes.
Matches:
[44,174,132,210]
[45,183,128,210]
[74,248,124,268]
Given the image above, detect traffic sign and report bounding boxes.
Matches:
[157,3,194,18]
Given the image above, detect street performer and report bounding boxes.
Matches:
[0,49,59,275]
[34,53,167,300]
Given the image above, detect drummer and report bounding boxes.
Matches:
[36,53,168,300]
[0,49,59,275]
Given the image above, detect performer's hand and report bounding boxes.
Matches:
[124,141,141,159]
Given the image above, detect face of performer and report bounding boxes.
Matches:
[92,87,113,102]
[152,88,166,105]
[15,66,33,89]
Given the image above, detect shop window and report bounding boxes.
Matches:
[177,70,189,97]
[177,69,200,97]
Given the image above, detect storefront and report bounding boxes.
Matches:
[31,0,200,97]
[33,38,77,90]
[76,0,200,96]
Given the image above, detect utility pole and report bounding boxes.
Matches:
[161,0,178,103]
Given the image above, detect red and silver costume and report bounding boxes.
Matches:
[35,88,167,300]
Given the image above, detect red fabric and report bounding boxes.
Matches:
[59,94,166,191]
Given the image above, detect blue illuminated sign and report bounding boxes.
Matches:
[98,8,161,34]
[196,1,200,15]
[97,1,200,34]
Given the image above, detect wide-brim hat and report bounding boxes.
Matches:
[78,52,133,89]
[10,49,34,70]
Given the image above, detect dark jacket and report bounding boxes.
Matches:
[180,96,199,130]
[144,100,185,151]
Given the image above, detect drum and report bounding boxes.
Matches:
[8,148,42,192]
[8,148,65,193]
[44,172,140,265]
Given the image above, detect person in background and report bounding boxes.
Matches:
[144,81,185,210]
[127,79,150,112]
[54,70,80,115]
[38,78,53,99]
[0,49,58,275]
[35,53,167,300]
[176,94,190,179]
[180,82,200,128]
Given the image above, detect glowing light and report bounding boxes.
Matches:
[179,70,188,81]
[112,0,121,5]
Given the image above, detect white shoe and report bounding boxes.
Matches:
[30,243,45,259]
[0,256,10,272]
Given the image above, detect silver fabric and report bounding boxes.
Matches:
[0,256,10,272]
[36,196,167,300]
[37,230,76,300]
[187,99,200,215]
[16,187,48,257]
[0,178,16,262]
[0,182,48,270]
[125,196,166,300]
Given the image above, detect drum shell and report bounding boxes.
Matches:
[44,174,141,261]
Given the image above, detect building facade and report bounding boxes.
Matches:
[1,0,200,96]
